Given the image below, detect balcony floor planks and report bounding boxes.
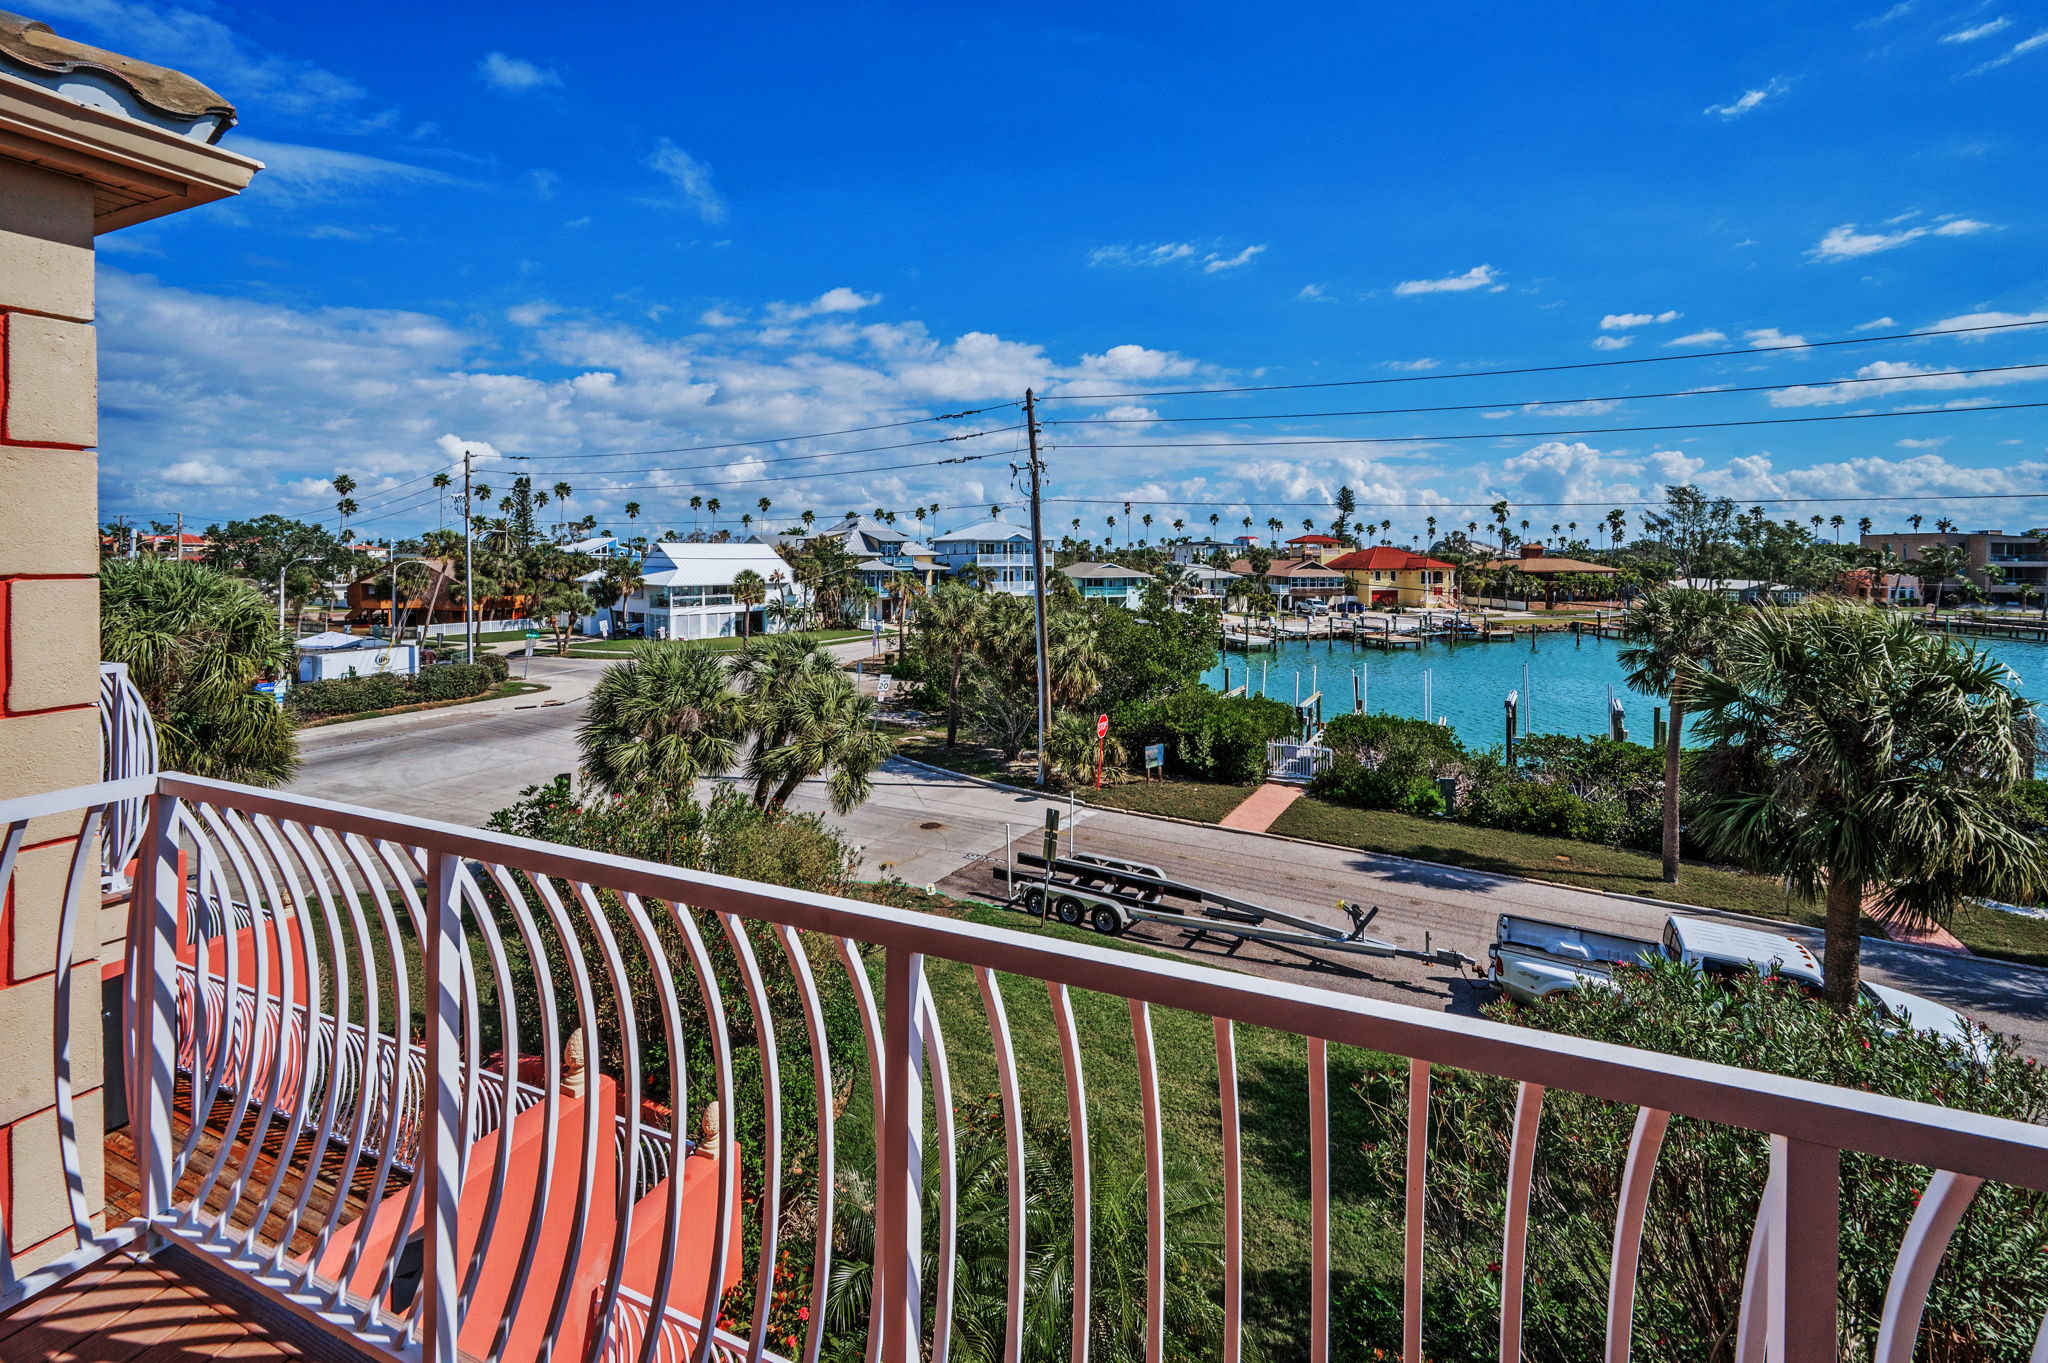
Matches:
[0,1251,310,1361]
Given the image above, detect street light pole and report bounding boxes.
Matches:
[462,445,476,660]
[277,555,314,638]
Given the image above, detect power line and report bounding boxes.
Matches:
[1043,363,2048,427]
[1039,491,2048,510]
[1038,317,2048,401]
[486,403,1019,463]
[502,425,1024,479]
[1047,400,2048,451]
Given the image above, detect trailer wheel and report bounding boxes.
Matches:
[1020,887,1046,914]
[1055,896,1085,925]
[1089,905,1124,936]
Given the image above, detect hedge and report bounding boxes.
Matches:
[284,661,495,717]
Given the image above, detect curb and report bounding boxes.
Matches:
[888,755,2025,970]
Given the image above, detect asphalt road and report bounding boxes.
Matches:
[288,657,2048,1055]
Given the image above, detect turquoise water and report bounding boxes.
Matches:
[1202,630,2048,751]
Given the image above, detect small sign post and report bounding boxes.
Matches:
[1094,713,1109,789]
[1143,743,1166,780]
[877,672,893,705]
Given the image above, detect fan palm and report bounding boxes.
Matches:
[1685,600,2044,1005]
[731,568,768,638]
[748,668,892,814]
[100,556,297,784]
[1616,587,1747,882]
[577,644,746,799]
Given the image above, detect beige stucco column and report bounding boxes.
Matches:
[0,10,256,1277]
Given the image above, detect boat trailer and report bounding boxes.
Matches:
[992,850,1473,971]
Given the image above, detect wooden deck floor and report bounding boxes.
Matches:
[0,1250,312,1361]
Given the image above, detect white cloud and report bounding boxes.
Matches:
[765,287,883,322]
[1090,242,1267,273]
[1811,217,1995,260]
[1591,335,1633,351]
[1664,329,1728,346]
[1600,311,1681,329]
[1860,1,1915,26]
[219,136,454,201]
[1382,358,1440,371]
[1770,358,2048,406]
[477,51,561,93]
[1297,284,1330,301]
[1853,317,1898,331]
[1393,265,1502,296]
[1968,26,2048,72]
[1704,77,1790,119]
[1897,437,1949,448]
[1931,308,2048,336]
[647,139,726,223]
[1524,399,1621,417]
[505,301,556,327]
[1746,328,1808,348]
[1940,17,2011,42]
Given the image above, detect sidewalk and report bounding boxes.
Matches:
[1218,781,1304,832]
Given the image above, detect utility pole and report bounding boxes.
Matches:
[462,446,476,660]
[1024,389,1052,788]
[174,512,184,561]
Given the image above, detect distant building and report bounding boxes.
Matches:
[1324,546,1459,608]
[756,515,939,621]
[1673,577,1809,606]
[1858,528,2046,604]
[1169,538,1239,564]
[1178,562,1240,600]
[599,542,796,639]
[294,631,419,683]
[1231,556,1347,607]
[1062,561,1152,605]
[931,518,1052,595]
[1286,533,1344,561]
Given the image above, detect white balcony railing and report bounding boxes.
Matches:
[2,773,2047,1363]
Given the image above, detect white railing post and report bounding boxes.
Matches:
[1766,1135,1840,1363]
[420,851,464,1362]
[128,793,181,1222]
[877,948,926,1363]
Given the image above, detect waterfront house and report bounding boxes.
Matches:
[931,517,1051,594]
[1178,562,1240,600]
[1062,561,1152,605]
[755,515,939,622]
[1324,546,1459,609]
[1858,527,2048,605]
[1674,576,1810,606]
[1231,555,1347,607]
[1168,537,1239,564]
[598,541,796,639]
[1286,533,1344,561]
[1475,542,1621,606]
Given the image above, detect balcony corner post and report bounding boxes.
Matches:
[129,791,182,1225]
[1766,1134,1840,1363]
[420,850,464,1363]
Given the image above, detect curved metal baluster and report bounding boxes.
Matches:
[1404,1060,1429,1363]
[976,968,1026,1363]
[1308,1035,1329,1363]
[516,869,607,1357]
[775,925,834,1363]
[445,863,521,1327]
[716,913,783,1363]
[1874,1169,1984,1363]
[51,809,103,1245]
[1134,1001,1167,1363]
[659,899,738,1363]
[172,805,237,1184]
[2033,1305,2048,1363]
[1499,1081,1545,1363]
[1049,981,1091,1363]
[364,838,435,1329]
[619,892,688,1363]
[832,936,886,1363]
[923,992,958,1363]
[1735,1153,1781,1363]
[477,861,567,1363]
[1604,1107,1670,1363]
[571,879,647,1363]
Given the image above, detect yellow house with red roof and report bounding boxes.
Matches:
[1324,546,1460,608]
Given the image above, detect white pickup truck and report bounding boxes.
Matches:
[1488,912,1985,1054]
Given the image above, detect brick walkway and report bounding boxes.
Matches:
[1219,782,1305,832]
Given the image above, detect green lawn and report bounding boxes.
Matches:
[1088,777,1257,823]
[1269,797,2048,967]
[559,628,871,658]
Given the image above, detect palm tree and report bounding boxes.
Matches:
[916,585,983,746]
[1617,587,1747,883]
[333,473,358,541]
[432,471,453,531]
[707,497,721,524]
[1908,543,1973,615]
[552,482,573,537]
[759,496,773,519]
[749,668,892,814]
[578,644,746,799]
[100,556,297,784]
[1686,600,2043,1006]
[731,568,767,639]
[625,501,642,525]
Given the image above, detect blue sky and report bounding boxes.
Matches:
[48,0,2048,543]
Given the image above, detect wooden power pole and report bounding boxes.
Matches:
[1024,389,1051,788]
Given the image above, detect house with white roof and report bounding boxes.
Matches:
[587,542,797,639]
[1062,562,1152,606]
[931,518,1053,595]
[754,515,939,622]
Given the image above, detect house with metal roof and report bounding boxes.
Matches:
[931,518,1053,595]
[1062,561,1153,605]
[754,515,939,620]
[595,542,796,639]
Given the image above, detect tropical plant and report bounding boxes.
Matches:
[1046,709,1125,787]
[1684,599,2045,1005]
[1907,542,1975,615]
[748,667,893,814]
[913,585,983,746]
[577,643,747,799]
[1617,587,1747,882]
[100,556,297,784]
[732,568,768,639]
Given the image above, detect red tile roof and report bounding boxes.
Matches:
[1323,546,1455,572]
[1288,533,1343,546]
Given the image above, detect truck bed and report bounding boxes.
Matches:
[1495,913,1661,969]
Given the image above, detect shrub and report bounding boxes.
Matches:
[1322,712,1467,769]
[475,651,511,682]
[1462,774,1613,842]
[283,672,409,717]
[1309,755,1446,816]
[415,661,492,701]
[1113,688,1298,784]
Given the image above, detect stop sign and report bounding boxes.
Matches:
[1096,714,1109,738]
